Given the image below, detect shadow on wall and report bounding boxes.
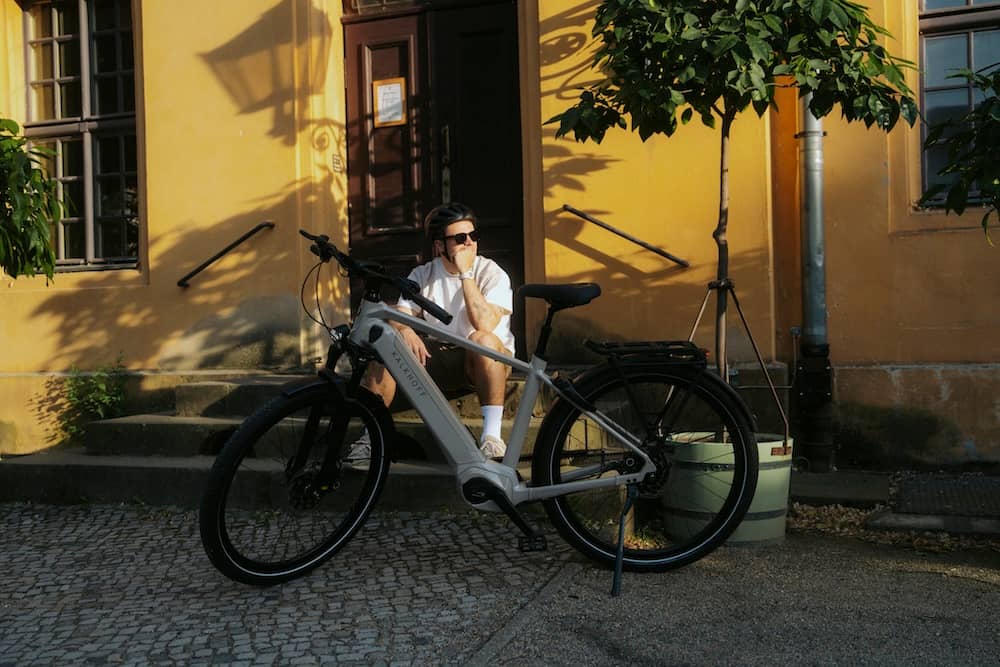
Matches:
[538,0,603,102]
[30,169,349,373]
[540,198,773,362]
[199,0,334,146]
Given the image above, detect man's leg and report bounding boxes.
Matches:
[465,330,511,453]
[363,363,397,408]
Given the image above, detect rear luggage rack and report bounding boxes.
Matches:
[584,340,707,367]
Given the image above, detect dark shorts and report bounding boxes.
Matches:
[422,337,475,397]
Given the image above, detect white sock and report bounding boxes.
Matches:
[480,405,504,442]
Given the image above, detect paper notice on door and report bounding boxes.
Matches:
[373,77,406,127]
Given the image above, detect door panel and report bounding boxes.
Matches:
[345,14,429,294]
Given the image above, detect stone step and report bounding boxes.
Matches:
[83,413,543,461]
[0,448,889,517]
[0,448,467,511]
[174,373,554,419]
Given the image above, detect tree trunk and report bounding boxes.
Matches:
[713,114,733,381]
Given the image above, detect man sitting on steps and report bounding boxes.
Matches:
[350,202,515,461]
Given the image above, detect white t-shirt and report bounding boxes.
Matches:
[396,256,515,355]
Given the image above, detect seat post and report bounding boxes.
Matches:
[533,307,560,360]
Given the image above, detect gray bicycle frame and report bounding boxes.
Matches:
[348,299,656,507]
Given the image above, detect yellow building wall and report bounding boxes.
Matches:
[824,0,1000,366]
[1,0,350,453]
[800,1,1000,462]
[534,0,776,363]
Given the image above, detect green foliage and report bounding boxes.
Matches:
[919,66,1000,239]
[549,0,918,143]
[62,355,128,440]
[0,118,60,280]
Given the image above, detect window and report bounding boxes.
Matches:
[919,1,1000,198]
[23,0,138,269]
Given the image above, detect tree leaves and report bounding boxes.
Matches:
[919,67,1000,238]
[548,0,917,145]
[1,118,59,280]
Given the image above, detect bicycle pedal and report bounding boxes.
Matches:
[518,534,547,552]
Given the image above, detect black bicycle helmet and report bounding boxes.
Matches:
[425,202,476,240]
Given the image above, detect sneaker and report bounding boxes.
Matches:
[479,435,506,460]
[344,431,371,467]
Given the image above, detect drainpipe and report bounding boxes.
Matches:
[795,94,836,472]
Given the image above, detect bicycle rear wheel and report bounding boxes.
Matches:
[533,365,757,571]
[199,384,391,585]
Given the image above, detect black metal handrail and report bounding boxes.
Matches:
[561,204,689,268]
[177,221,275,288]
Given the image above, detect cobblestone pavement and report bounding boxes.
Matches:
[3,502,999,666]
[0,503,573,666]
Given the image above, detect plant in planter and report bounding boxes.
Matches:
[548,0,918,378]
[919,65,1000,240]
[1,118,60,280]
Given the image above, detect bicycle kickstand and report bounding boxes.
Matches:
[611,483,640,597]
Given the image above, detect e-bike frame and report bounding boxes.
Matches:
[348,298,655,510]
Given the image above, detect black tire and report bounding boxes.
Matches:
[199,385,391,585]
[533,365,758,571]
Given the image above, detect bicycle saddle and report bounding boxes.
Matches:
[517,283,601,309]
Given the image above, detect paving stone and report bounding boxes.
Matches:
[0,503,572,665]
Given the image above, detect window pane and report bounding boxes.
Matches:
[124,134,137,172]
[925,89,970,127]
[31,6,52,39]
[925,34,969,87]
[56,2,79,35]
[94,0,117,30]
[32,43,54,80]
[62,139,83,176]
[32,84,56,120]
[972,29,1000,72]
[125,218,139,257]
[99,177,122,216]
[98,219,123,257]
[58,40,80,77]
[95,76,119,114]
[121,34,134,69]
[124,176,138,218]
[63,221,85,259]
[65,181,85,217]
[97,136,121,174]
[924,0,969,9]
[32,140,56,175]
[94,34,118,73]
[60,81,81,118]
[122,76,135,112]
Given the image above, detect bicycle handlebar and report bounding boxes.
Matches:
[299,229,453,325]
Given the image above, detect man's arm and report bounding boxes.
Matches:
[460,278,507,332]
[391,304,431,365]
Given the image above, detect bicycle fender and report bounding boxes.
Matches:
[280,375,344,399]
[545,362,757,435]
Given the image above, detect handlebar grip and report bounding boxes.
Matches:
[408,291,453,325]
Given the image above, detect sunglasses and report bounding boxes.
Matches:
[442,230,481,244]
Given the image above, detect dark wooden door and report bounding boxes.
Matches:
[429,1,523,297]
[344,2,523,349]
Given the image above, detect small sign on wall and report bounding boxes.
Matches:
[372,77,406,127]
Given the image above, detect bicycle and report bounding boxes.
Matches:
[199,230,759,589]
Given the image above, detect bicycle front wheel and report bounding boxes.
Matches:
[533,365,758,572]
[199,384,391,585]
